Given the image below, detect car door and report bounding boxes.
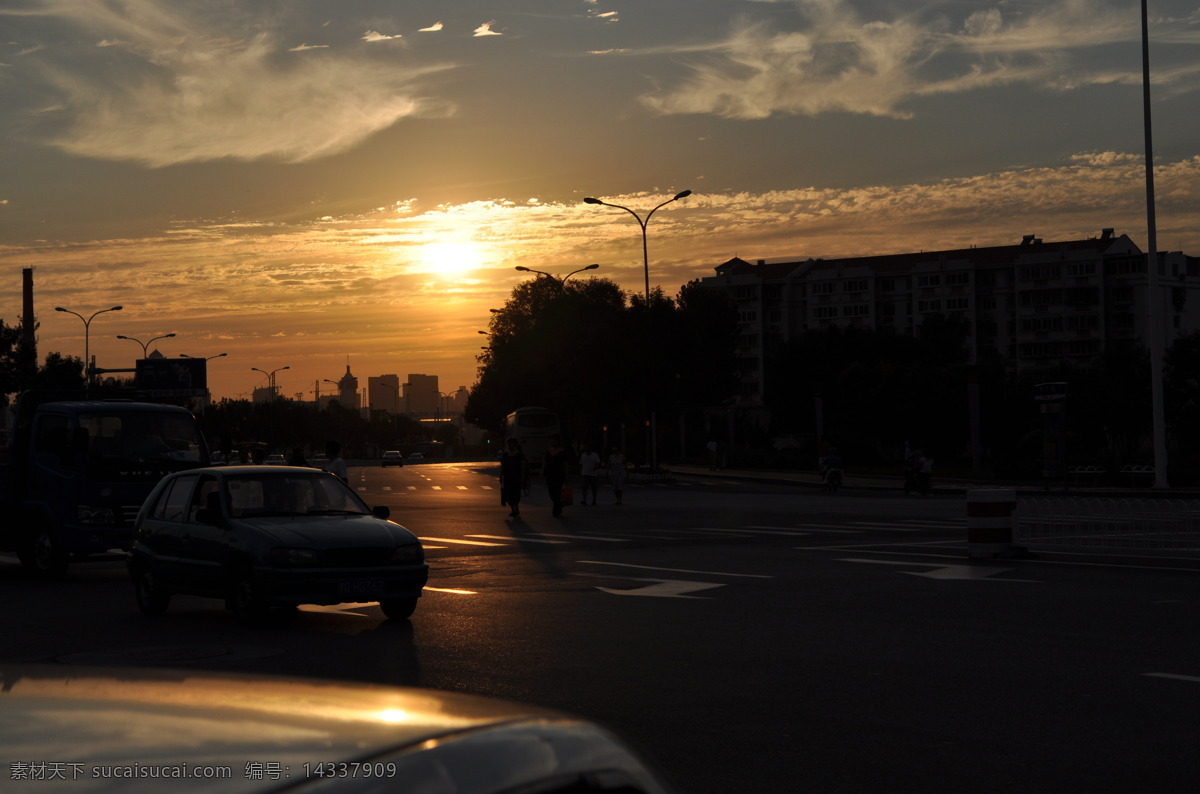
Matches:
[140,473,200,586]
[179,473,229,596]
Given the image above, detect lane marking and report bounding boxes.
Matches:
[424,586,478,595]
[1144,673,1200,683]
[419,536,504,546]
[577,561,772,578]
[468,534,569,545]
[544,532,629,542]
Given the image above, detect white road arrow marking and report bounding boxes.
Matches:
[594,577,725,599]
[839,558,1039,582]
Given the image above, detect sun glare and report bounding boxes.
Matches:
[418,242,486,276]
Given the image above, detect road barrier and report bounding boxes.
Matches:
[966,489,1024,559]
[1015,497,1200,555]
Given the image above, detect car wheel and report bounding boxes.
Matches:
[229,569,271,624]
[18,524,69,580]
[380,597,418,620]
[134,566,171,616]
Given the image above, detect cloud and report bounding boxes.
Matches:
[419,22,444,33]
[13,1,456,166]
[362,30,401,42]
[473,21,502,37]
[638,0,1200,120]
[288,43,330,52]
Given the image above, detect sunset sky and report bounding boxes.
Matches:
[2,1,1199,404]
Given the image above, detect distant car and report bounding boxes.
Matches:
[406,452,425,463]
[381,450,404,467]
[128,466,428,622]
[0,665,674,794]
[264,453,287,465]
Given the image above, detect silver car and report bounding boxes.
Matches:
[0,665,674,793]
[127,466,427,622]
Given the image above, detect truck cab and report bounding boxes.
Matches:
[1,395,209,578]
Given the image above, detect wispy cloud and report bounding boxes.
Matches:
[473,21,502,38]
[419,22,444,33]
[639,0,1200,120]
[9,1,456,166]
[362,30,402,43]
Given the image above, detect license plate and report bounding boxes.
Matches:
[337,579,385,600]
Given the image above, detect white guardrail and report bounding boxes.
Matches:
[1015,497,1200,554]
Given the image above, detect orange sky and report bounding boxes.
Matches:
[3,2,1200,405]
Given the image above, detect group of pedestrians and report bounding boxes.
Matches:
[499,435,628,519]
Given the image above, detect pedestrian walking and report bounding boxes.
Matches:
[607,446,628,505]
[325,441,348,483]
[544,435,568,516]
[579,444,601,506]
[499,437,528,518]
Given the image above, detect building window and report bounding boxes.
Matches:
[916,275,941,288]
[843,304,870,317]
[945,297,969,311]
[843,279,868,293]
[812,282,835,295]
[814,306,838,319]
[945,272,969,286]
[917,299,941,313]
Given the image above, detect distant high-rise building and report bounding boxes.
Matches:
[334,364,359,411]
[404,374,439,417]
[369,374,401,415]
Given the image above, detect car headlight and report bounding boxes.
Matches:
[390,544,424,564]
[268,547,323,566]
[77,505,117,525]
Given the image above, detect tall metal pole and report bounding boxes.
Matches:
[1142,0,1169,488]
[55,305,122,392]
[583,191,692,471]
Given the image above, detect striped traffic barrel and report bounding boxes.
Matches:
[967,489,1018,559]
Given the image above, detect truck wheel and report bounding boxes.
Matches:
[18,525,69,580]
[380,597,418,620]
[134,566,171,616]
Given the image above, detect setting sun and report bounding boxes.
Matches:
[417,241,487,276]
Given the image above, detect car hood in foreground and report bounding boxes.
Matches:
[235,514,418,549]
[0,666,671,793]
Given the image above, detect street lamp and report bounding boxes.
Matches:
[583,190,691,472]
[514,263,600,287]
[181,352,228,361]
[116,332,176,358]
[251,366,290,399]
[583,190,691,298]
[55,305,123,390]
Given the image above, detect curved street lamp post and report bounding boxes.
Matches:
[251,366,290,399]
[514,263,599,286]
[55,305,123,391]
[116,332,176,359]
[582,190,692,471]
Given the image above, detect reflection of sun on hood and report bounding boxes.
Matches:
[237,515,416,548]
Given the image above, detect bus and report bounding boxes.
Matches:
[503,407,560,471]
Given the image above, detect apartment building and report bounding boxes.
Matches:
[701,230,1200,406]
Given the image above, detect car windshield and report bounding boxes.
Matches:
[225,472,371,518]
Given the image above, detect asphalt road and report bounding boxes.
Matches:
[3,462,1199,793]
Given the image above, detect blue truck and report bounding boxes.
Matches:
[0,392,210,578]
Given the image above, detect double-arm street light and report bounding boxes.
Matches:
[583,190,691,298]
[55,305,123,389]
[116,332,176,358]
[515,263,600,286]
[252,366,290,399]
[583,190,692,472]
[180,352,228,361]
